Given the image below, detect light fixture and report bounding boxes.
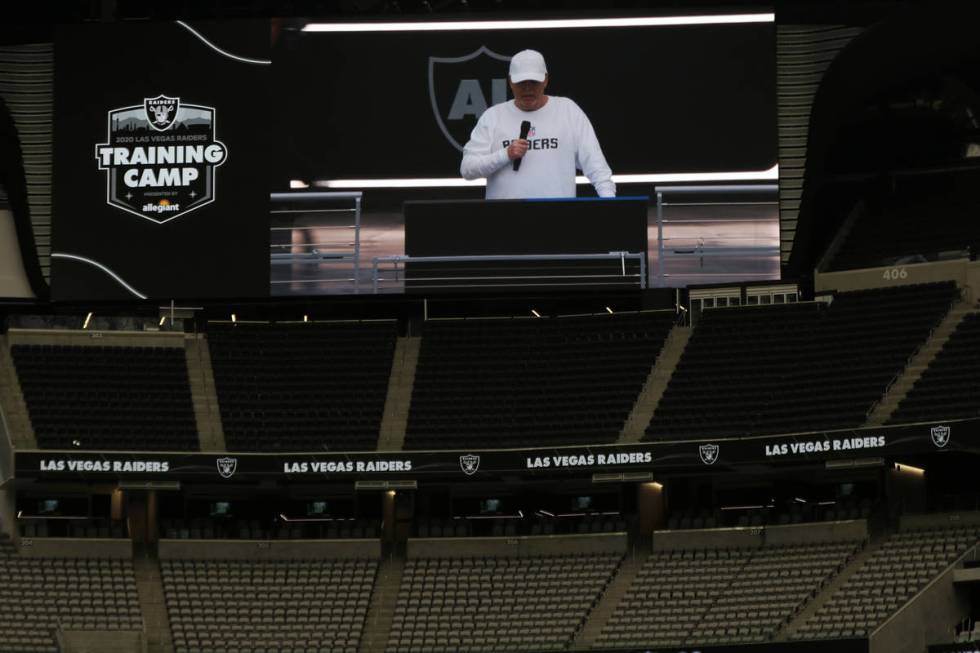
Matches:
[231,313,237,323]
[289,180,310,189]
[82,312,92,329]
[794,497,807,504]
[302,13,775,33]
[158,315,167,326]
[531,309,541,318]
[313,165,778,190]
[71,439,82,447]
[895,463,925,476]
[303,315,309,323]
[605,306,614,314]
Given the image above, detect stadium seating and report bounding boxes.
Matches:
[646,282,958,439]
[829,168,980,271]
[596,540,859,648]
[793,525,980,639]
[0,550,142,653]
[405,311,676,449]
[207,321,397,451]
[162,557,377,653]
[387,552,622,652]
[889,311,980,423]
[11,344,198,450]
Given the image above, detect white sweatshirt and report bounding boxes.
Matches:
[460,96,616,200]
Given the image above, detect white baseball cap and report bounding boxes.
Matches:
[509,49,548,83]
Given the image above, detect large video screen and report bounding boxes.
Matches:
[48,14,778,301]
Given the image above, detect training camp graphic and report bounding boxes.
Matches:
[95,95,228,223]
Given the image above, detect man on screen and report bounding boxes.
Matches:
[460,49,616,200]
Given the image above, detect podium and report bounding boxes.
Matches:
[378,197,648,293]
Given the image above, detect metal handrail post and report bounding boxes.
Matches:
[656,190,664,287]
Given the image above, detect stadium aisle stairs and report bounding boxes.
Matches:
[186,335,226,452]
[777,533,883,640]
[361,554,405,653]
[570,546,651,649]
[0,334,36,448]
[865,295,975,426]
[377,337,421,452]
[134,553,176,653]
[619,326,691,443]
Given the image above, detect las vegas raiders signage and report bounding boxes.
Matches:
[95,95,228,223]
[13,419,976,482]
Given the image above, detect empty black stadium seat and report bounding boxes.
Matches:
[889,311,980,423]
[645,282,959,439]
[207,321,397,451]
[404,311,676,449]
[11,344,198,451]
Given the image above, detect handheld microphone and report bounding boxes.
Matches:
[513,120,531,171]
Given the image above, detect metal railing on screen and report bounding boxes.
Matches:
[654,183,780,287]
[269,191,362,294]
[371,251,647,293]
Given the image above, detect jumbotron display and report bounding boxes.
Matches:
[48,14,778,301]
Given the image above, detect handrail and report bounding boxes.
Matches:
[269,190,362,293]
[371,252,647,294]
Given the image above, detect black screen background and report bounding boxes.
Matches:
[52,20,271,301]
[270,21,777,184]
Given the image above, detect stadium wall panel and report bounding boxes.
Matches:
[815,258,977,293]
[158,538,381,560]
[406,532,627,558]
[18,536,132,558]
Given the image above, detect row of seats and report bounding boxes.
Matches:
[647,282,958,439]
[829,168,980,271]
[0,550,142,653]
[596,541,859,648]
[162,558,378,653]
[387,553,621,652]
[406,311,676,449]
[208,321,397,452]
[890,310,980,423]
[793,525,980,639]
[7,288,969,454]
[12,344,198,451]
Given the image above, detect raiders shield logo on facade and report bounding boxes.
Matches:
[428,46,512,152]
[144,95,179,131]
[459,454,481,476]
[930,425,950,448]
[699,444,720,465]
[216,457,238,479]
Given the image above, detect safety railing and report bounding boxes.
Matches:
[371,251,646,293]
[269,191,362,295]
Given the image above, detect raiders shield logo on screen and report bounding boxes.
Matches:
[930,425,950,448]
[459,454,481,476]
[95,94,228,223]
[429,46,511,152]
[216,457,238,479]
[699,443,720,465]
[145,95,179,131]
